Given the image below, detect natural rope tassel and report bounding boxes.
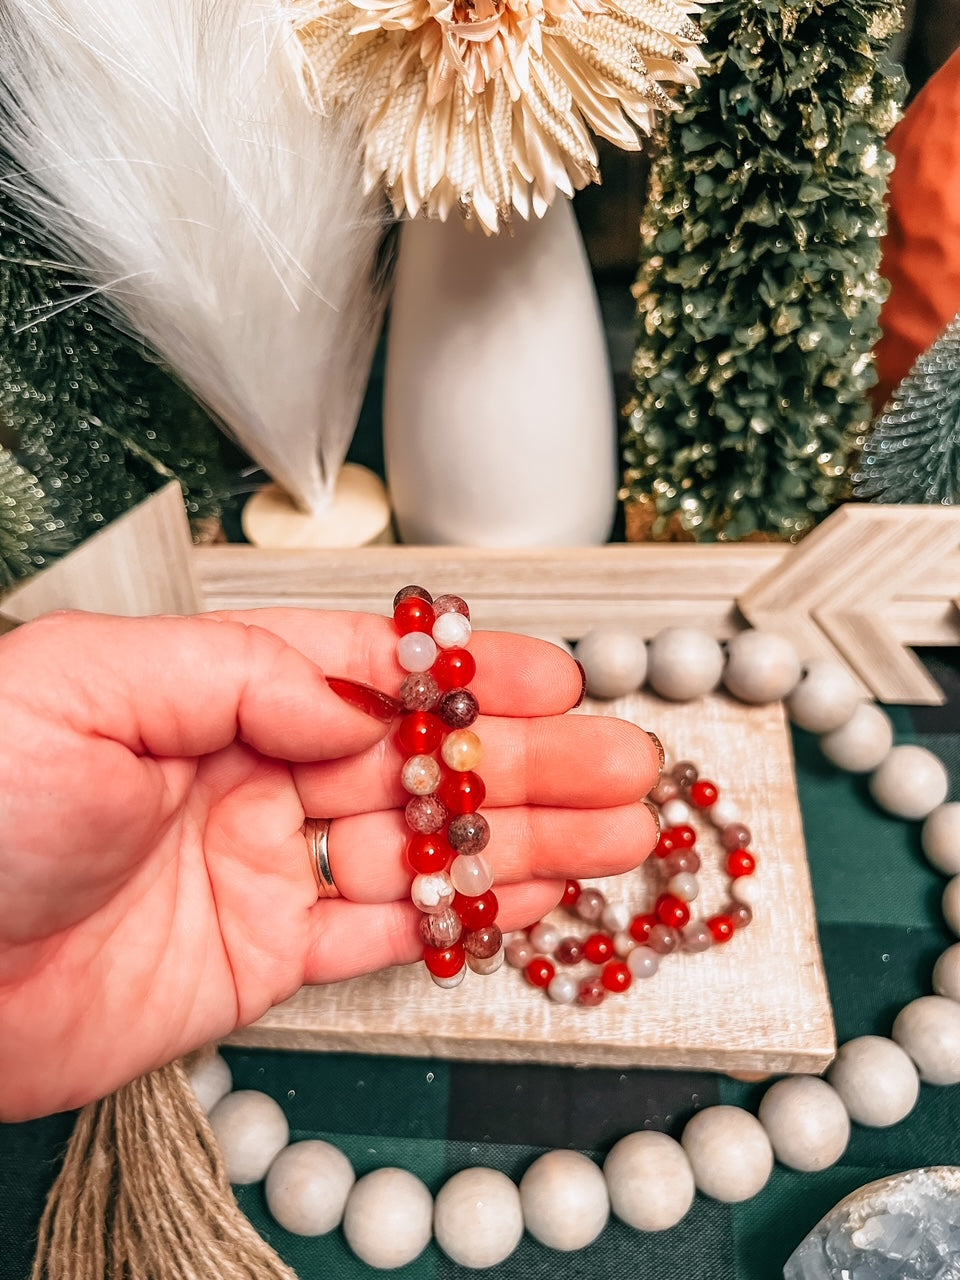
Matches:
[32,1060,298,1280]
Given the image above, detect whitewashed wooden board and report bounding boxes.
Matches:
[229,688,835,1075]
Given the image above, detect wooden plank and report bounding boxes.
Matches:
[229,689,836,1075]
[1,483,200,622]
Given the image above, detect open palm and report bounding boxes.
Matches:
[0,609,658,1121]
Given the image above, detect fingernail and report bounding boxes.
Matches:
[645,730,665,773]
[573,659,587,708]
[326,677,402,723]
[643,798,661,845]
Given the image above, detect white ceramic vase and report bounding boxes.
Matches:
[383,199,619,546]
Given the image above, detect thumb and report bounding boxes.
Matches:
[9,612,399,762]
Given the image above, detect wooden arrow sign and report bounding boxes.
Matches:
[739,505,960,705]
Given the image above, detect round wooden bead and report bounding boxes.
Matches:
[892,996,960,1085]
[342,1168,433,1269]
[819,702,894,773]
[519,1150,610,1251]
[208,1090,289,1184]
[758,1077,850,1172]
[573,627,647,700]
[264,1140,355,1236]
[923,803,960,876]
[186,1052,232,1114]
[722,630,801,704]
[827,1036,920,1127]
[786,659,861,733]
[944,877,960,936]
[603,1131,695,1231]
[869,745,950,821]
[933,943,960,1002]
[646,627,725,702]
[434,1167,523,1268]
[680,1106,773,1202]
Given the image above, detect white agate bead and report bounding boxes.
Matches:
[892,996,960,1085]
[933,943,960,1002]
[529,921,562,953]
[819,702,894,773]
[434,1168,523,1268]
[869,745,949,821]
[432,612,471,649]
[519,1150,609,1251]
[667,872,699,901]
[396,632,438,673]
[709,797,741,829]
[208,1090,289,1185]
[681,1106,773,1202]
[730,874,763,909]
[923,803,960,876]
[944,877,960,936]
[604,1132,694,1232]
[574,627,647,700]
[265,1140,355,1236]
[660,798,692,827]
[601,902,632,934]
[758,1077,849,1172]
[827,1036,920,1127]
[449,853,493,896]
[613,930,637,957]
[187,1052,232,1114]
[547,972,579,1003]
[647,627,725,701]
[343,1168,433,1269]
[787,659,861,733]
[722,630,801,704]
[627,947,659,978]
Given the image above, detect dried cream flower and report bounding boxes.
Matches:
[291,0,707,232]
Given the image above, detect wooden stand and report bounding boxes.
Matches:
[241,464,394,549]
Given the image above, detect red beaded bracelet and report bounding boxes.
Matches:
[391,585,502,988]
[508,759,756,1005]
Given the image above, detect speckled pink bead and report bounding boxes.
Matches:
[648,924,680,955]
[419,908,463,947]
[575,889,606,922]
[467,948,505,975]
[432,593,470,619]
[722,823,752,851]
[464,924,503,959]
[682,921,713,953]
[401,754,442,796]
[448,812,490,855]
[649,776,681,806]
[441,729,483,772]
[663,849,701,876]
[438,689,480,729]
[405,795,448,834]
[399,672,440,712]
[506,936,535,968]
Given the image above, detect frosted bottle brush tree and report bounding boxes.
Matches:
[623,0,904,541]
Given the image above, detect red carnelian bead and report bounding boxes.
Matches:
[406,833,453,875]
[654,831,678,858]
[396,711,444,756]
[601,961,633,993]
[671,824,697,849]
[583,933,615,964]
[394,597,436,635]
[561,879,582,908]
[726,849,757,878]
[454,889,499,930]
[707,913,735,944]
[525,957,555,988]
[629,912,657,944]
[433,648,476,690]
[656,894,691,930]
[423,941,465,978]
[438,770,486,814]
[690,780,719,808]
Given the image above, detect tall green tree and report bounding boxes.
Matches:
[623,0,904,541]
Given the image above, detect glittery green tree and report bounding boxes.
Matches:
[853,309,960,503]
[0,190,235,582]
[623,0,905,541]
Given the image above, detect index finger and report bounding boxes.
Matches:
[208,608,584,717]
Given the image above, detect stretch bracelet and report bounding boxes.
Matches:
[390,585,502,988]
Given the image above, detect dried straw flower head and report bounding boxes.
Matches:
[291,0,707,233]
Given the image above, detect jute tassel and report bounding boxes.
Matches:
[32,1058,299,1280]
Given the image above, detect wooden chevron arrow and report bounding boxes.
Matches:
[738,505,960,705]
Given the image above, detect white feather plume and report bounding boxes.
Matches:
[0,0,388,514]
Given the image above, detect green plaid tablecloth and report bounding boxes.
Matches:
[3,651,959,1280]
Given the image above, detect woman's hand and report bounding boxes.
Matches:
[0,609,659,1120]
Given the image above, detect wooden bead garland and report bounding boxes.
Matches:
[192,621,960,1275]
[391,585,503,988]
